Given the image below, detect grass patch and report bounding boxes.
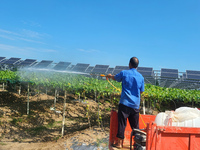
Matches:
[10,117,23,126]
[0,142,6,145]
[105,107,111,111]
[13,138,19,142]
[53,135,61,141]
[27,126,48,136]
[46,119,55,128]
[56,121,62,124]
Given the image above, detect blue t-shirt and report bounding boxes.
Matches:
[114,68,144,109]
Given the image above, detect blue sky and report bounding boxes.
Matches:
[0,0,199,72]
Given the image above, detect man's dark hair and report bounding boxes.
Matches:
[130,57,139,68]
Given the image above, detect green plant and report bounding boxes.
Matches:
[27,126,48,136]
[0,142,6,145]
[46,119,55,128]
[10,118,18,126]
[53,135,61,141]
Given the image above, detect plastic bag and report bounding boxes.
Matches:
[155,107,200,126]
[172,107,200,122]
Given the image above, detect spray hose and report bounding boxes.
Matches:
[100,74,147,128]
[100,74,121,92]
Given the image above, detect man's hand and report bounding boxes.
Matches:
[106,74,112,79]
[106,74,115,80]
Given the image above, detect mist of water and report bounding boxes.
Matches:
[20,67,90,75]
[17,67,91,82]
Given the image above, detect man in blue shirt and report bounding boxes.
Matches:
[106,57,144,148]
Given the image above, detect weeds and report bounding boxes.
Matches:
[46,119,55,128]
[27,126,48,136]
[10,117,23,126]
[53,135,61,141]
[0,142,6,145]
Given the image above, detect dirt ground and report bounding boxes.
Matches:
[0,90,113,150]
[0,126,110,150]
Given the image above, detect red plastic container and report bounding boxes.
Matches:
[146,122,200,150]
[109,110,156,147]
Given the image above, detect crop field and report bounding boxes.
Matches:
[1,70,200,107]
[0,69,200,149]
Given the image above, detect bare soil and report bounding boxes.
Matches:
[0,90,113,150]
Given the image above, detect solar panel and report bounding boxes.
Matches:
[137,67,153,76]
[53,61,71,70]
[106,68,114,74]
[0,59,7,64]
[3,57,21,65]
[92,64,109,74]
[182,73,186,80]
[15,60,23,65]
[113,66,129,75]
[85,66,94,73]
[186,70,200,80]
[18,59,37,67]
[0,57,6,63]
[161,68,179,78]
[34,60,53,68]
[71,63,90,72]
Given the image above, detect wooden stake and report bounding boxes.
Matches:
[143,99,145,115]
[61,90,67,137]
[27,83,30,115]
[54,89,57,112]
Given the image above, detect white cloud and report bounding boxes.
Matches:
[0,28,49,44]
[0,44,57,54]
[0,29,22,36]
[78,49,100,53]
[0,34,15,40]
[17,37,45,44]
[0,44,17,51]
[21,20,41,27]
[21,29,48,39]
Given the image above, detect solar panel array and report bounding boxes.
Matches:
[19,59,37,67]
[34,60,53,68]
[161,68,179,78]
[137,67,153,76]
[1,56,200,89]
[3,57,21,65]
[85,66,94,73]
[186,70,200,80]
[0,59,7,64]
[113,66,129,75]
[137,67,156,85]
[0,57,6,63]
[159,68,179,88]
[53,62,71,70]
[92,65,109,74]
[106,68,114,74]
[71,63,90,72]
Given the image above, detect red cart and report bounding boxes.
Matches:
[109,110,200,150]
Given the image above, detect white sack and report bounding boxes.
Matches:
[155,107,200,126]
[172,107,200,122]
